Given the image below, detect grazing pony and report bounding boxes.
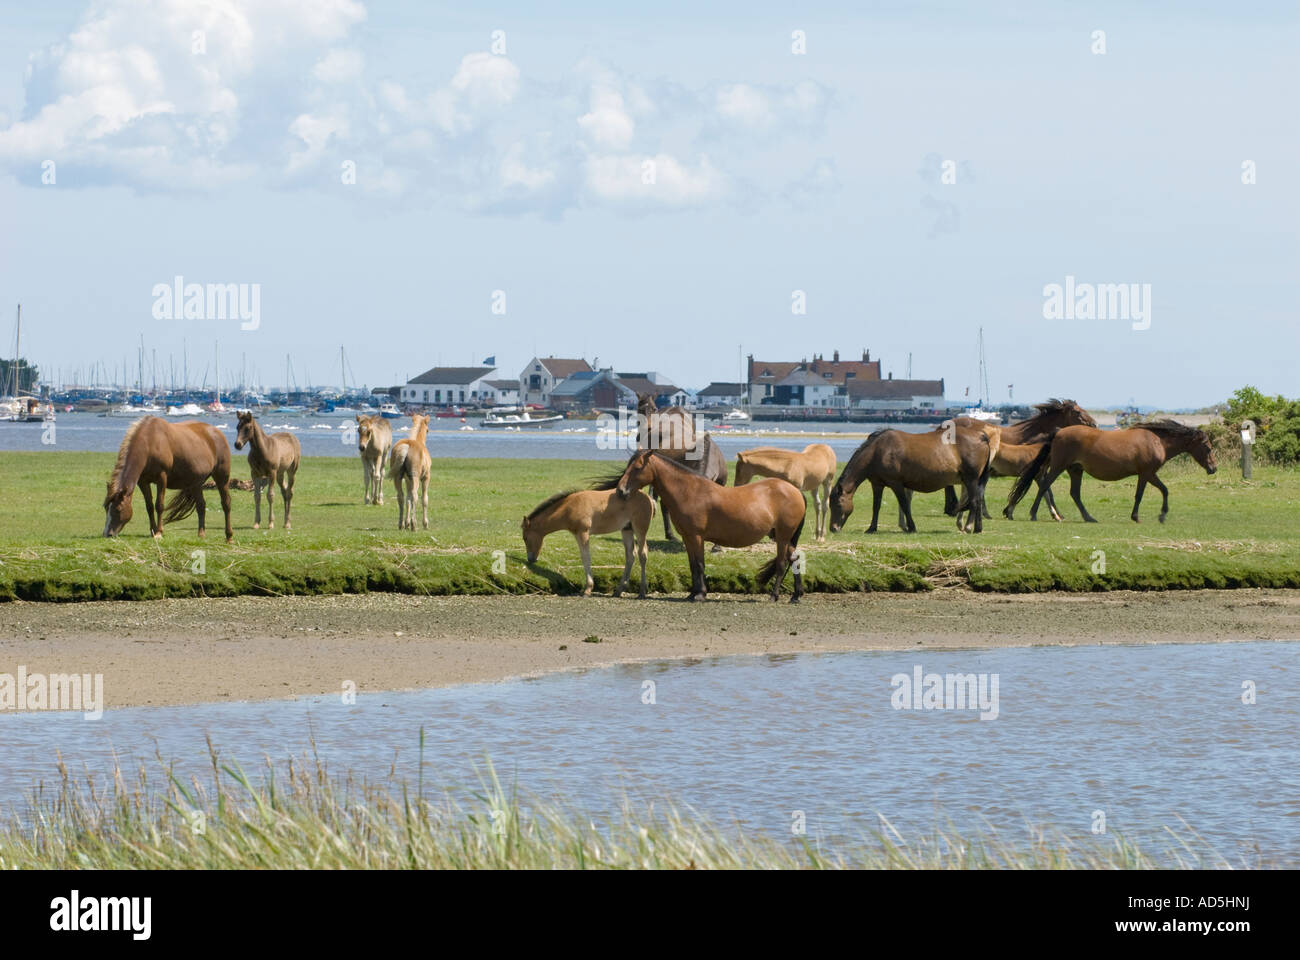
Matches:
[734,443,837,542]
[828,425,993,534]
[389,413,431,530]
[522,488,655,597]
[944,399,1096,517]
[356,415,393,505]
[235,411,301,530]
[1005,420,1217,524]
[599,449,807,602]
[636,393,727,541]
[103,416,233,541]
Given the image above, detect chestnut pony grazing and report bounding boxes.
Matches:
[234,411,301,530]
[599,449,806,602]
[1005,420,1217,524]
[389,413,431,530]
[103,416,233,541]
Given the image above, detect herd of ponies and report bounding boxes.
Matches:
[101,398,1219,602]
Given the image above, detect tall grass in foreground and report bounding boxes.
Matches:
[0,745,1249,869]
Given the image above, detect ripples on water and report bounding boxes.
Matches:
[2,642,1296,862]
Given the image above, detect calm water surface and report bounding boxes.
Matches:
[2,641,1296,862]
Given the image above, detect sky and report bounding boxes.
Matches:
[0,0,1296,408]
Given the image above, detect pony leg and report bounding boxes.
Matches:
[253,477,263,530]
[281,467,295,530]
[420,475,429,529]
[684,535,706,600]
[636,524,649,599]
[614,527,633,597]
[867,480,884,533]
[363,458,373,505]
[394,474,405,529]
[1148,474,1170,523]
[1131,476,1148,522]
[194,486,206,536]
[943,485,959,517]
[578,531,594,596]
[895,486,916,533]
[265,474,275,530]
[154,479,167,539]
[658,487,676,541]
[140,481,157,535]
[376,451,387,505]
[1066,465,1096,523]
[219,481,233,542]
[819,480,831,541]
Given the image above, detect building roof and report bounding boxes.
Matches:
[552,370,625,397]
[846,378,945,399]
[534,357,593,379]
[616,376,681,398]
[777,369,838,387]
[697,382,745,397]
[749,352,882,386]
[408,366,495,385]
[483,379,519,391]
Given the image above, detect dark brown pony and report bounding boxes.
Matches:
[1005,420,1217,523]
[829,425,992,534]
[598,449,806,602]
[945,399,1096,517]
[103,416,233,541]
[636,393,727,541]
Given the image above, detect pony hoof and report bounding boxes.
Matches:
[153,532,163,540]
[253,523,260,530]
[1158,514,1167,524]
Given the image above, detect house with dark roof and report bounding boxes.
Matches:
[772,369,847,407]
[696,382,746,407]
[549,370,636,412]
[614,373,688,408]
[481,379,520,406]
[400,366,497,407]
[747,350,881,404]
[845,376,946,411]
[519,357,593,406]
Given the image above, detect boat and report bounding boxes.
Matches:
[482,410,564,428]
[722,408,751,422]
[962,405,1002,423]
[962,328,1003,424]
[3,395,52,422]
[378,402,402,419]
[108,403,164,418]
[167,403,205,417]
[435,407,466,418]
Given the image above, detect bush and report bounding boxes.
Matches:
[1206,386,1300,466]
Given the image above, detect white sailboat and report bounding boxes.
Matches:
[963,328,1001,423]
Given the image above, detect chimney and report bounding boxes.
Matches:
[833,349,839,362]
[888,372,893,380]
[862,349,870,362]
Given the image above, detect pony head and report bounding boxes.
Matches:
[521,515,542,563]
[616,449,656,499]
[103,481,133,537]
[1192,431,1218,475]
[356,414,374,453]
[234,410,256,450]
[827,480,854,533]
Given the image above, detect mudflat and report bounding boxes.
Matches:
[2,590,1296,708]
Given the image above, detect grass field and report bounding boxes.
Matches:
[1,451,1297,601]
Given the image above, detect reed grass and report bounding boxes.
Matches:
[0,742,1247,870]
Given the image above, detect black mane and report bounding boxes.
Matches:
[1131,418,1204,438]
[526,489,579,520]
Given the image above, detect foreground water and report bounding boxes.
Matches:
[2,641,1296,862]
[0,411,930,459]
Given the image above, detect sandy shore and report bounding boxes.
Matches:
[2,590,1297,708]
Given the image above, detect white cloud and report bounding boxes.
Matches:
[0,0,833,213]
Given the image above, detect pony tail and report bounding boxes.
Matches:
[1005,439,1053,511]
[756,554,781,588]
[161,488,201,524]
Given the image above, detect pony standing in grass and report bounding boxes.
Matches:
[355,414,393,505]
[389,414,431,530]
[522,488,655,597]
[734,443,837,541]
[235,411,301,531]
[103,417,233,541]
[601,449,806,602]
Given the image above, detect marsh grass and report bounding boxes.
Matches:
[0,741,1246,870]
[1,452,1297,600]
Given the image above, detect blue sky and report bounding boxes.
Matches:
[0,1,1295,407]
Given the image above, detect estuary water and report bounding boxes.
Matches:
[2,641,1296,862]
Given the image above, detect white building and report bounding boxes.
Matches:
[481,379,521,406]
[519,357,593,406]
[401,366,496,407]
